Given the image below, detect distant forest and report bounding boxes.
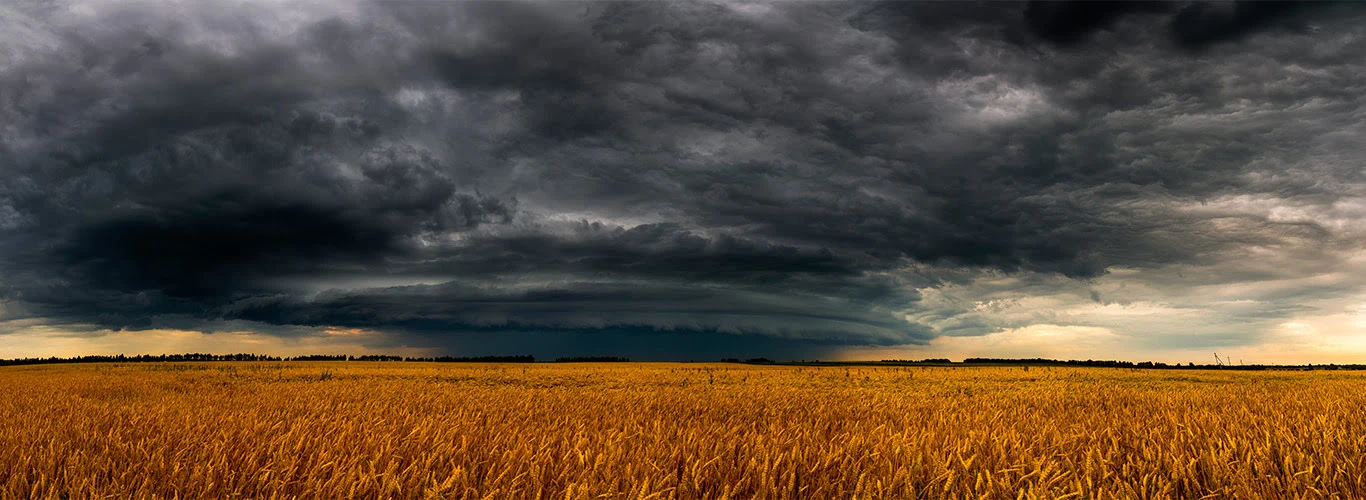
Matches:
[724,357,1366,371]
[554,356,631,363]
[2,353,1364,370]
[0,353,533,366]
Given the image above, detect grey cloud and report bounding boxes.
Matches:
[1169,2,1344,51]
[2,0,1366,358]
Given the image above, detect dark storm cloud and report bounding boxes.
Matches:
[3,0,1366,357]
[861,1,1358,59]
[1168,1,1343,51]
[222,280,928,345]
[61,189,511,299]
[1023,1,1174,46]
[1018,1,1349,50]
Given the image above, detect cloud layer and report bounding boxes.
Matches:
[3,1,1366,360]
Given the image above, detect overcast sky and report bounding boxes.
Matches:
[3,0,1366,362]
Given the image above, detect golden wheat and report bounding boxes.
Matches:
[1,362,1364,498]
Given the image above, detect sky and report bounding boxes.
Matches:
[3,1,1366,363]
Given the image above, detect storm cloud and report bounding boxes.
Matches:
[3,1,1366,361]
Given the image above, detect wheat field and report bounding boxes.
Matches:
[2,362,1364,499]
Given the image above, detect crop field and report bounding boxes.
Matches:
[2,363,1366,499]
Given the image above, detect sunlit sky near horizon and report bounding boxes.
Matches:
[4,1,1366,363]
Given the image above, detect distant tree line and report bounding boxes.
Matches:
[960,358,1200,369]
[722,357,1366,371]
[942,358,1366,371]
[7,353,1365,370]
[878,358,953,364]
[0,353,284,366]
[291,355,348,361]
[407,355,536,363]
[0,353,535,366]
[299,355,537,362]
[721,358,776,364]
[352,355,404,362]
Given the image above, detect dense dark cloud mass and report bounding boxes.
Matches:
[3,1,1366,360]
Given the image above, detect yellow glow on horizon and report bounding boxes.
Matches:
[0,324,433,359]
